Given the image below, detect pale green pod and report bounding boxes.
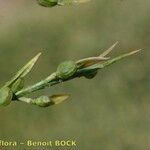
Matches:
[33,94,69,107]
[34,96,51,107]
[56,61,77,80]
[11,78,24,93]
[37,0,58,7]
[0,87,13,106]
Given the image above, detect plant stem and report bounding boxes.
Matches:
[18,97,33,104]
[16,73,57,97]
[15,49,141,98]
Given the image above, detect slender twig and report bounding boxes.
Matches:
[16,73,57,97]
[15,49,141,98]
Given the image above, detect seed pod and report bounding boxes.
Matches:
[56,61,77,80]
[33,94,69,107]
[34,96,51,107]
[37,0,58,7]
[0,87,13,106]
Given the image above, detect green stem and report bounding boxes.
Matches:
[15,49,141,98]
[18,97,34,104]
[16,73,57,97]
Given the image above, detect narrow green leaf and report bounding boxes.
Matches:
[0,87,13,107]
[4,53,41,88]
[11,78,24,93]
[80,49,142,73]
[76,42,118,69]
[99,49,142,69]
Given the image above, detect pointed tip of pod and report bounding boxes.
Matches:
[50,94,69,105]
[128,49,142,55]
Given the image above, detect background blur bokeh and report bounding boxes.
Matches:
[0,0,149,149]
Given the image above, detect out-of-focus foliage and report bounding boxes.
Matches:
[37,0,90,7]
[0,0,149,149]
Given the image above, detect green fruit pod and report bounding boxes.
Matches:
[34,96,51,107]
[56,61,77,80]
[37,0,58,7]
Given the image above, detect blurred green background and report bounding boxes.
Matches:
[0,0,149,149]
